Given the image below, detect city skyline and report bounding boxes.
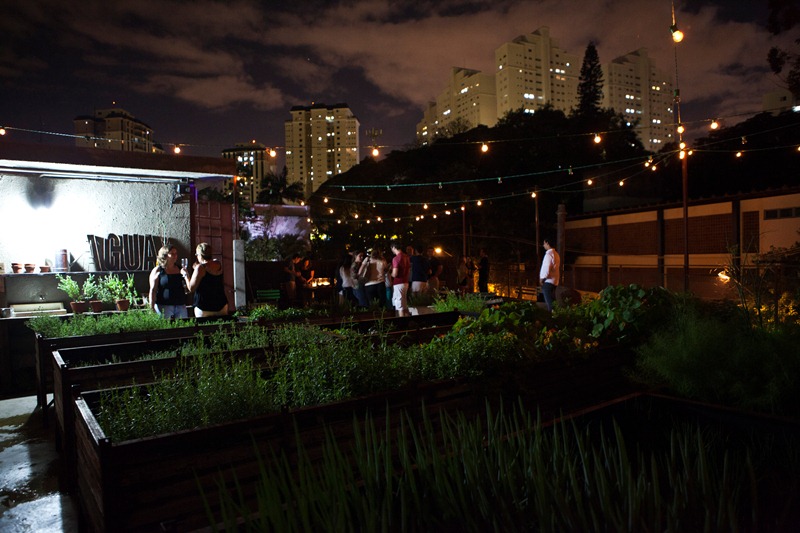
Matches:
[0,0,789,159]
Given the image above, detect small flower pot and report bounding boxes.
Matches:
[11,263,22,273]
[115,299,130,312]
[70,301,89,314]
[89,300,104,313]
[24,263,36,273]
[39,265,52,273]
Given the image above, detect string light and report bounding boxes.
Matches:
[710,119,719,130]
[593,134,602,144]
[736,151,743,158]
[676,124,685,135]
[586,179,593,186]
[481,143,489,153]
[476,200,482,206]
[173,145,182,154]
[0,127,6,136]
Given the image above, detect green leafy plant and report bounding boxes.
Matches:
[55,274,84,301]
[82,274,103,301]
[26,309,200,338]
[206,400,798,531]
[634,297,800,416]
[431,292,487,314]
[97,354,276,441]
[102,273,137,302]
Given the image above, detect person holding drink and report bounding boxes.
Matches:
[148,245,188,319]
[182,242,228,317]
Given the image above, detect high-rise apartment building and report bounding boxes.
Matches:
[495,27,580,118]
[284,103,360,198]
[417,68,497,143]
[74,108,158,153]
[221,142,278,204]
[417,28,673,153]
[602,49,674,151]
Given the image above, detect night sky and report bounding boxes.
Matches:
[0,0,788,161]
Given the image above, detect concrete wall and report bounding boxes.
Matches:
[0,175,191,272]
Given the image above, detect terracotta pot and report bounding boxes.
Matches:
[89,300,104,313]
[70,301,89,314]
[39,265,52,273]
[115,299,130,312]
[24,264,36,273]
[11,263,22,273]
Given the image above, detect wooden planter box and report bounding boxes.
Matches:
[73,377,480,533]
[53,312,462,486]
[70,345,639,532]
[53,340,279,486]
[34,317,239,415]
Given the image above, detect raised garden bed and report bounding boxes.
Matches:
[71,347,637,532]
[51,312,463,485]
[34,317,239,416]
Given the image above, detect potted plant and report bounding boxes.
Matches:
[55,274,89,314]
[103,273,136,311]
[82,274,105,313]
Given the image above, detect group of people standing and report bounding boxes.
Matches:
[148,243,228,319]
[336,242,446,317]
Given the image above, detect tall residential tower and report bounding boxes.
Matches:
[284,103,360,198]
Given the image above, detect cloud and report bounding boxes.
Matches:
[1,0,794,150]
[136,74,287,110]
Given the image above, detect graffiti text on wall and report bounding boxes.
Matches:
[87,234,161,271]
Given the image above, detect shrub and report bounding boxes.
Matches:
[97,355,276,441]
[635,298,800,416]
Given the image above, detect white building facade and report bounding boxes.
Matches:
[284,103,360,198]
[73,108,158,153]
[417,28,674,153]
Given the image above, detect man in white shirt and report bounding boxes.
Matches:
[539,237,560,312]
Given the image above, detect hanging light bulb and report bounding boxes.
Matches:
[323,197,329,203]
[593,134,602,144]
[354,213,359,219]
[476,200,482,206]
[619,180,624,187]
[268,148,277,157]
[0,127,6,136]
[531,191,537,198]
[736,151,743,158]
[480,142,489,153]
[371,147,379,157]
[587,179,593,186]
[173,145,182,154]
[710,119,719,130]
[423,203,428,209]
[677,124,685,135]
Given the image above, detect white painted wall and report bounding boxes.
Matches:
[0,175,190,272]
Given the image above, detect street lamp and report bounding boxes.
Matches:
[671,0,689,292]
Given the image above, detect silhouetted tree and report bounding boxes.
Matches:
[767,0,800,99]
[574,42,604,118]
[256,167,304,205]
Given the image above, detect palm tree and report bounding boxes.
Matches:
[255,167,305,205]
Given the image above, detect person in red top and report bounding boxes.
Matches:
[390,240,410,316]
